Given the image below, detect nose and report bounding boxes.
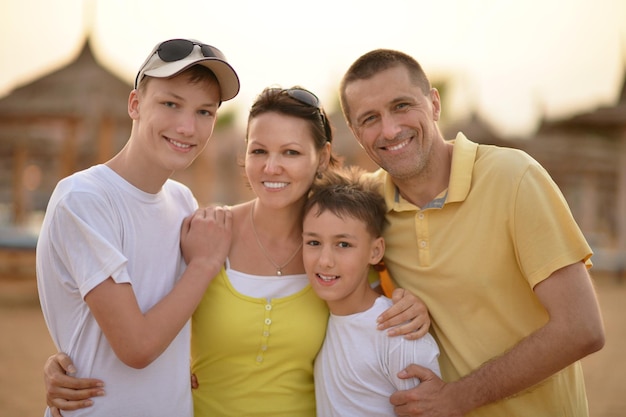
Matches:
[318,245,335,269]
[381,113,402,141]
[176,111,196,137]
[264,153,283,174]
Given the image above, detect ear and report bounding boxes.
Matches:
[369,237,385,265]
[128,89,140,120]
[317,141,332,173]
[430,88,441,122]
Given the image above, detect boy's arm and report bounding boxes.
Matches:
[85,206,231,368]
[43,206,231,411]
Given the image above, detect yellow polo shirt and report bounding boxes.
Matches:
[372,132,592,417]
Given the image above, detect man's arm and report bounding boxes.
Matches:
[390,261,605,417]
[85,206,231,369]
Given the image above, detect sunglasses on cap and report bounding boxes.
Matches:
[155,39,225,62]
[275,88,330,141]
[134,39,226,89]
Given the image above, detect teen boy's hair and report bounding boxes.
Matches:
[137,65,220,92]
[304,167,387,238]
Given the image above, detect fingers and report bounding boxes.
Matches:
[49,397,95,411]
[390,316,431,340]
[180,205,233,267]
[378,288,431,338]
[56,353,76,375]
[47,382,103,410]
[51,407,63,417]
[44,352,105,411]
[190,373,199,390]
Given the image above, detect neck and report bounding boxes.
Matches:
[250,199,304,240]
[106,144,171,194]
[326,283,380,316]
[395,140,453,207]
[249,199,304,276]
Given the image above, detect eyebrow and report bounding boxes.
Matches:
[161,91,219,109]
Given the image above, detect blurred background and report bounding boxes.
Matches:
[0,0,625,415]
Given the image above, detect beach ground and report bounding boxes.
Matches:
[0,271,623,417]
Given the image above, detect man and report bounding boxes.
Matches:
[338,48,605,417]
[37,38,239,416]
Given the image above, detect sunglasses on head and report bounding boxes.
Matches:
[156,39,224,62]
[279,88,330,140]
[134,39,225,88]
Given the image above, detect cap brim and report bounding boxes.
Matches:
[144,57,240,101]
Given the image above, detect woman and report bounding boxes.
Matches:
[44,86,429,416]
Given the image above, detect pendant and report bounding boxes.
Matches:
[277,269,282,276]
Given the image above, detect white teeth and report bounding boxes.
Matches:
[387,139,409,151]
[318,273,338,282]
[169,139,191,149]
[264,182,288,189]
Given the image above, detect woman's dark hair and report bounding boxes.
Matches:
[246,86,340,167]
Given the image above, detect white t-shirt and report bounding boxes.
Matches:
[37,165,197,417]
[314,296,441,417]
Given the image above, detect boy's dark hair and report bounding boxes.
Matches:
[304,166,387,237]
[137,65,220,93]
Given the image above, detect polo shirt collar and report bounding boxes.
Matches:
[383,132,478,211]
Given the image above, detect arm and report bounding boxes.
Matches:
[378,288,431,340]
[43,206,232,410]
[390,262,605,417]
[85,206,232,368]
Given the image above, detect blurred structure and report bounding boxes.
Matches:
[0,39,248,278]
[1,39,624,275]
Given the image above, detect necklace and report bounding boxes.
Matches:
[250,201,303,276]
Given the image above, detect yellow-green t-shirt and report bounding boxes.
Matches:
[372,133,592,417]
[191,267,328,417]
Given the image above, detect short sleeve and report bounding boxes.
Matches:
[513,163,592,288]
[49,190,130,298]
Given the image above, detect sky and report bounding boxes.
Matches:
[1,0,625,137]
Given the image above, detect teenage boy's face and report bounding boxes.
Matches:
[130,73,221,173]
[302,207,384,314]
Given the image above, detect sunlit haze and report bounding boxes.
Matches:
[1,0,625,137]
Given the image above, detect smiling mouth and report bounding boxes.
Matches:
[383,138,410,152]
[263,181,289,189]
[317,273,339,282]
[167,138,192,149]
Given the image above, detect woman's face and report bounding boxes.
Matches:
[245,111,328,209]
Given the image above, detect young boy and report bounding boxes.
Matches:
[36,38,239,417]
[302,167,441,417]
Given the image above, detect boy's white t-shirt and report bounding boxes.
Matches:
[314,296,441,417]
[37,165,197,417]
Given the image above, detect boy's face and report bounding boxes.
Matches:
[129,73,221,174]
[302,206,384,315]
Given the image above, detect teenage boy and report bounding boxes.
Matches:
[36,38,239,417]
[302,167,441,417]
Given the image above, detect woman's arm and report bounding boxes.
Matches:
[379,288,431,340]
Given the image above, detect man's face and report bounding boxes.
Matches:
[344,65,441,181]
[130,73,221,173]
